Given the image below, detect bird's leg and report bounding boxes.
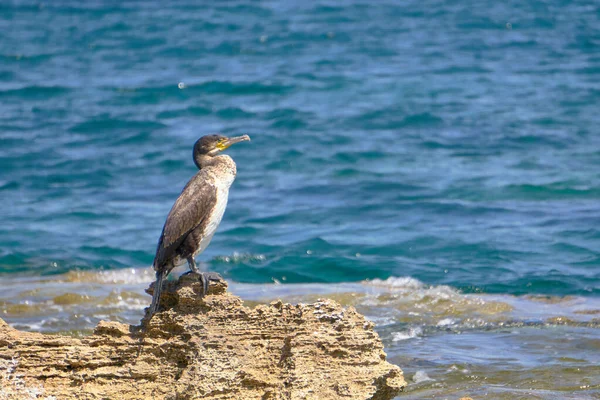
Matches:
[187,256,199,273]
[186,256,207,294]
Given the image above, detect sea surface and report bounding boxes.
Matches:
[1,0,599,398]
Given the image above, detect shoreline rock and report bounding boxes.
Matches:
[0,274,406,399]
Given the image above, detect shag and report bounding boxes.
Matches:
[149,134,250,315]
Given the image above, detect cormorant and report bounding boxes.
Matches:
[148,134,250,315]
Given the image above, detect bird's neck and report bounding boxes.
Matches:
[194,154,236,173]
[193,153,215,170]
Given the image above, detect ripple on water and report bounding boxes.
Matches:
[0,85,71,99]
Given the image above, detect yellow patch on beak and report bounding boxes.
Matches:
[216,140,229,151]
[215,135,250,152]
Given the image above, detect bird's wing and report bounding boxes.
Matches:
[153,172,218,269]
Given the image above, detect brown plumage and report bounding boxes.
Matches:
[153,175,217,270]
[149,134,250,315]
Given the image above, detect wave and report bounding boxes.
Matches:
[350,109,443,130]
[112,81,292,106]
[0,85,70,99]
[69,118,166,134]
[1,270,598,336]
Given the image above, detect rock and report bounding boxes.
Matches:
[0,274,406,399]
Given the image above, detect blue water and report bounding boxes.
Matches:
[2,0,599,296]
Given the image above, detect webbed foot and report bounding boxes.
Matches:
[182,271,223,296]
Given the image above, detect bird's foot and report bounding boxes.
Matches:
[182,271,223,296]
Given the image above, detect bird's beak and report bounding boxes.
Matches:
[220,135,251,150]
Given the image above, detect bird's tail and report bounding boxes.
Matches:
[148,270,166,316]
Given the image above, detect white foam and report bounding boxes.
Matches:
[412,370,434,383]
[62,268,154,284]
[214,252,266,263]
[392,326,423,341]
[437,318,457,327]
[366,276,424,290]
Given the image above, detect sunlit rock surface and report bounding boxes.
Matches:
[0,274,405,399]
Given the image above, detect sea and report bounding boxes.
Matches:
[1,1,599,398]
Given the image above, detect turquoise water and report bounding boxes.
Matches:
[2,0,599,296]
[1,1,600,398]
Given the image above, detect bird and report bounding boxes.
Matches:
[148,134,250,315]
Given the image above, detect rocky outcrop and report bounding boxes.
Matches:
[0,274,405,399]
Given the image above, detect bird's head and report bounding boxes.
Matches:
[194,134,251,157]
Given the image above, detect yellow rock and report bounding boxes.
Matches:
[0,274,406,399]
